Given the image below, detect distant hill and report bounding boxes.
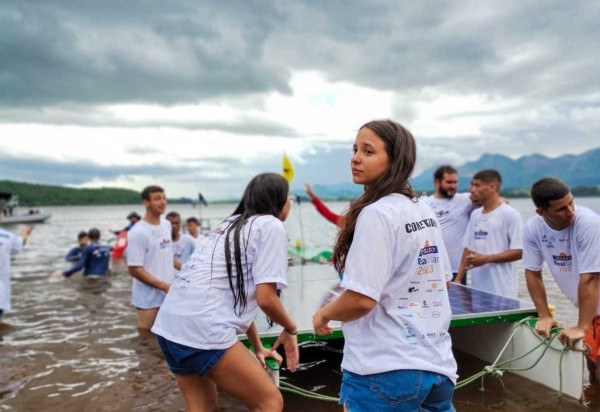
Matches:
[411,147,600,191]
[0,180,141,206]
[0,180,194,206]
[296,147,600,199]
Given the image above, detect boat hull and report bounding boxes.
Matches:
[0,211,52,225]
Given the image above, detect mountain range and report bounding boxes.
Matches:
[302,147,600,198]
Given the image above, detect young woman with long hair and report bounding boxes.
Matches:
[313,120,457,411]
[152,172,299,412]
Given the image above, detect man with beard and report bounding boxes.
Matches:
[423,165,475,284]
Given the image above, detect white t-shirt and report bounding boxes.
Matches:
[463,204,523,298]
[424,193,474,272]
[0,228,23,312]
[172,233,197,264]
[152,215,289,350]
[523,205,600,315]
[339,194,457,383]
[126,219,174,309]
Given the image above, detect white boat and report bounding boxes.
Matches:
[0,192,52,225]
[248,262,585,401]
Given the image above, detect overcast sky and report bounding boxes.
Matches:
[1,1,598,199]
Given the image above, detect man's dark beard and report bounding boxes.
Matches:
[439,187,455,199]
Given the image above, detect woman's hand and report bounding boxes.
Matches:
[272,330,299,372]
[254,346,283,369]
[313,309,333,335]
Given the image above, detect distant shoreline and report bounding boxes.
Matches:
[2,179,599,207]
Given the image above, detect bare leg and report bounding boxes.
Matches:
[208,341,283,411]
[136,307,159,331]
[175,374,219,412]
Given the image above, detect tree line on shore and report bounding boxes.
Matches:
[1,179,599,207]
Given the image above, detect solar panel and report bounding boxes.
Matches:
[250,264,537,342]
[448,284,537,327]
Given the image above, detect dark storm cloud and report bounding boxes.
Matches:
[273,1,600,102]
[0,105,299,136]
[0,0,291,107]
[0,152,242,186]
[3,1,598,111]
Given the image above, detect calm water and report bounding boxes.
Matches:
[1,198,599,411]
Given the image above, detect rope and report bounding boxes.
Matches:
[274,317,584,403]
[279,381,339,402]
[455,316,585,395]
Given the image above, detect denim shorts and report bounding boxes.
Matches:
[156,335,226,376]
[340,369,455,412]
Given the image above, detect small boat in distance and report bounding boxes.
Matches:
[0,192,52,225]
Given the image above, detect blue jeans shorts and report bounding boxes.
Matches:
[340,369,455,412]
[156,335,226,376]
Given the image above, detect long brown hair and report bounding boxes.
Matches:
[332,120,416,274]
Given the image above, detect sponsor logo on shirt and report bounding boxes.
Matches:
[435,210,449,219]
[474,229,488,240]
[552,252,572,267]
[405,218,438,233]
[408,286,419,293]
[417,240,440,266]
[419,241,439,256]
[159,238,171,249]
[541,234,555,248]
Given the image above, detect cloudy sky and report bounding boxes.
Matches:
[1,1,598,199]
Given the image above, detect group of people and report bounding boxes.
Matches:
[47,208,205,284]
[1,119,598,411]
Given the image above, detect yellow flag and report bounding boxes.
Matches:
[282,154,294,183]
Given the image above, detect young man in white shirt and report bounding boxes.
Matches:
[166,211,196,267]
[424,165,475,284]
[455,170,523,298]
[523,177,600,384]
[127,185,181,331]
[0,221,32,325]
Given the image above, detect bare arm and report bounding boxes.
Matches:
[454,248,470,284]
[20,225,33,245]
[128,266,170,293]
[312,289,376,337]
[558,273,599,348]
[245,321,283,368]
[525,269,557,337]
[256,283,299,372]
[173,256,182,271]
[466,248,522,268]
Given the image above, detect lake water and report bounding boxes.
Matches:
[1,198,599,411]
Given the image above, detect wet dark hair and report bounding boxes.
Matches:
[88,228,100,241]
[333,119,416,274]
[141,185,164,201]
[77,231,88,240]
[224,173,289,316]
[165,211,180,220]
[186,217,199,225]
[531,177,570,210]
[433,165,457,181]
[473,169,502,186]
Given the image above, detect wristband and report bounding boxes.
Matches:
[284,328,297,335]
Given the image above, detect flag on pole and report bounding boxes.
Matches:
[282,154,294,183]
[198,192,208,206]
